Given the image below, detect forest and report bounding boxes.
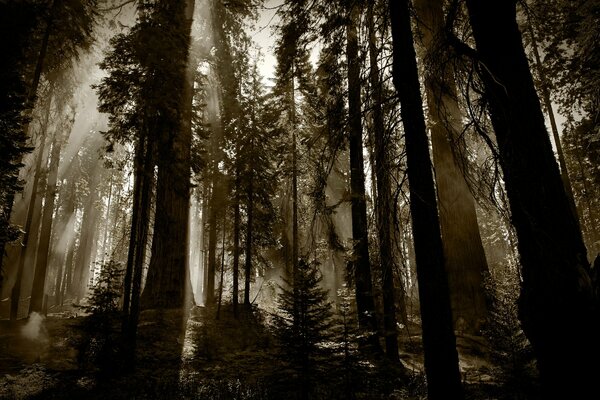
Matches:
[0,0,598,399]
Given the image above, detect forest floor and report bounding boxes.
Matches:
[0,305,539,399]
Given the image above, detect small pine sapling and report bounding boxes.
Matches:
[275,258,335,399]
[77,260,124,375]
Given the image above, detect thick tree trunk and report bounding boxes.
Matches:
[388,1,463,398]
[30,130,65,313]
[415,0,488,333]
[140,0,195,310]
[346,3,380,351]
[366,2,401,362]
[464,1,598,396]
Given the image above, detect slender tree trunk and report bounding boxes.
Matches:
[140,0,195,310]
[125,134,155,363]
[346,2,380,351]
[197,190,208,304]
[206,176,218,306]
[216,221,226,319]
[389,1,463,398]
[61,214,76,305]
[415,0,488,333]
[291,63,299,283]
[464,1,598,396]
[232,165,240,316]
[244,174,254,307]
[122,134,149,333]
[30,130,65,313]
[367,2,402,363]
[99,172,114,264]
[71,168,99,301]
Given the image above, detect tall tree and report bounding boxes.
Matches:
[29,111,74,313]
[70,141,101,301]
[463,0,598,396]
[414,0,488,332]
[345,0,380,352]
[140,0,195,310]
[9,90,53,321]
[388,0,463,398]
[366,0,401,361]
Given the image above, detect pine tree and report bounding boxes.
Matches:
[275,259,334,400]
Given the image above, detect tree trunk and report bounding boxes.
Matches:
[99,172,114,264]
[30,129,65,313]
[124,133,155,362]
[140,0,195,310]
[345,2,380,351]
[415,0,488,333]
[71,168,99,301]
[291,63,299,290]
[244,173,254,307]
[366,2,401,363]
[232,164,240,316]
[388,1,463,398]
[122,133,152,334]
[205,176,218,306]
[216,221,226,319]
[464,1,598,396]
[61,210,77,305]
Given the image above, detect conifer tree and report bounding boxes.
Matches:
[275,258,334,400]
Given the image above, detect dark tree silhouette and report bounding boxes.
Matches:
[464,0,599,396]
[388,0,463,398]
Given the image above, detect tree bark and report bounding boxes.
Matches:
[389,0,463,398]
[415,0,488,333]
[346,2,380,352]
[140,0,195,310]
[464,1,598,396]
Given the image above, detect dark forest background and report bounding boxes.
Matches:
[0,0,598,399]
